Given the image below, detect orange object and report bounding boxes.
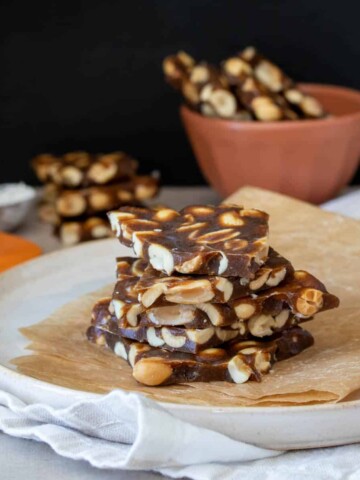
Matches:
[181,83,360,204]
[0,232,42,273]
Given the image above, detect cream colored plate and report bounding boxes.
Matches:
[0,239,360,450]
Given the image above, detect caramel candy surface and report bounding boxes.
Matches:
[31,151,138,187]
[87,322,314,386]
[231,270,340,321]
[92,297,300,354]
[134,248,293,306]
[239,47,327,119]
[111,257,339,328]
[109,205,270,277]
[58,216,113,246]
[56,176,159,218]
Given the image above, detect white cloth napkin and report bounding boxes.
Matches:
[0,188,359,480]
[0,390,280,472]
[1,388,360,480]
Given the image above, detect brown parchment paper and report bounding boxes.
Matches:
[12,187,360,407]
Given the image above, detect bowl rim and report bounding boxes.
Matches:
[180,82,360,130]
[0,183,37,208]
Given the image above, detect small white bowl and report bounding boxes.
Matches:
[0,183,37,232]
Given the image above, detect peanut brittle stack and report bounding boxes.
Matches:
[31,151,159,245]
[87,204,339,386]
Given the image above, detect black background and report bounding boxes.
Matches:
[1,0,360,185]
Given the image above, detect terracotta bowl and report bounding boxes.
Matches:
[180,84,360,203]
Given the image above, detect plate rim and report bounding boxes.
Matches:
[0,237,117,280]
[1,239,359,414]
[1,363,360,413]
